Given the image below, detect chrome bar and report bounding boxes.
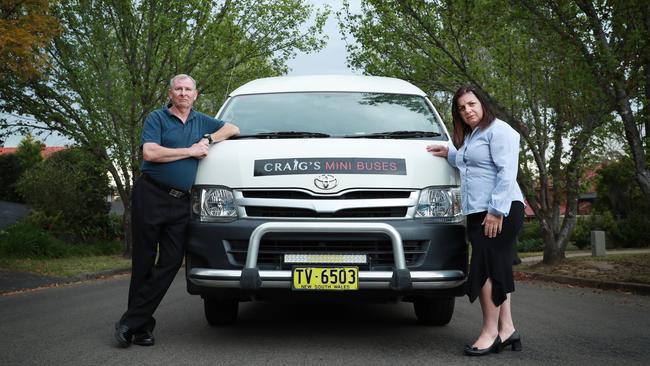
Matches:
[190,268,465,290]
[245,222,407,270]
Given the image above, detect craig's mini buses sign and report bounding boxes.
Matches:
[254,158,406,176]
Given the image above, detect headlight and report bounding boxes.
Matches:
[416,187,462,222]
[191,186,237,222]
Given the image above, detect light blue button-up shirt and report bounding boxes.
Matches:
[447,119,524,217]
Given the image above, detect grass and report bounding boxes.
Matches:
[0,255,130,277]
[516,253,650,285]
[0,219,127,277]
[517,251,544,258]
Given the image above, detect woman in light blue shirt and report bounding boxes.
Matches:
[427,86,525,356]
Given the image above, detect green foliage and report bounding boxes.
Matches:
[517,238,544,253]
[0,218,122,259]
[519,220,541,241]
[570,216,593,250]
[16,147,111,242]
[517,221,544,252]
[15,133,43,171]
[592,208,650,249]
[0,134,44,202]
[516,0,650,203]
[569,215,617,250]
[0,219,67,258]
[108,214,124,241]
[0,153,23,202]
[595,158,645,215]
[594,158,650,248]
[609,215,650,248]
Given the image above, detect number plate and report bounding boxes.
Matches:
[292,267,358,290]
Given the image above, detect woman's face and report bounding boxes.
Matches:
[457,92,484,129]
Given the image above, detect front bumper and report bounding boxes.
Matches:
[189,268,466,290]
[186,220,467,298]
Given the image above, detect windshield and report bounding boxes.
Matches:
[218,92,446,139]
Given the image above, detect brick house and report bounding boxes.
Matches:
[523,166,600,218]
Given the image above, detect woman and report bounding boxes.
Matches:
[427,86,525,356]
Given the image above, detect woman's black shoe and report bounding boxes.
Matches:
[464,336,502,356]
[500,330,522,351]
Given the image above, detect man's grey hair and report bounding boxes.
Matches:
[169,74,197,89]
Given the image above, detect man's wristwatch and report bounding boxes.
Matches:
[203,133,214,144]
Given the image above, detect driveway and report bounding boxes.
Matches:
[0,200,30,230]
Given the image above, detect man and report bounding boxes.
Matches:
[114,74,239,347]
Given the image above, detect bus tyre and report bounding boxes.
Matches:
[414,297,455,326]
[204,297,239,326]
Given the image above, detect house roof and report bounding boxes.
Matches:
[0,146,67,159]
[40,147,67,158]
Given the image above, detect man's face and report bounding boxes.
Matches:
[168,77,198,109]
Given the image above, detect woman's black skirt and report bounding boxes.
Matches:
[465,201,525,306]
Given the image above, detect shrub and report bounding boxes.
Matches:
[0,219,69,258]
[608,214,650,248]
[519,220,541,241]
[16,147,111,242]
[571,216,593,250]
[0,154,24,202]
[594,158,650,248]
[0,217,123,259]
[516,220,545,252]
[517,237,544,253]
[108,213,124,241]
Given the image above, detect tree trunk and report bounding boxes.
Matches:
[614,83,650,203]
[541,223,566,264]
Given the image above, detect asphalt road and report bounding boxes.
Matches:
[0,200,30,230]
[1,274,649,366]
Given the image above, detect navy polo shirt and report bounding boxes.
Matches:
[140,107,225,191]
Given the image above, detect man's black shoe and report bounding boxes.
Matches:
[133,330,155,346]
[114,322,132,348]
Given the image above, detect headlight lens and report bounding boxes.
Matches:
[416,187,462,222]
[191,186,237,222]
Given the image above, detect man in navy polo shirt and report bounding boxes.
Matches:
[115,74,239,348]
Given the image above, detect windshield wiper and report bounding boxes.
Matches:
[233,131,331,139]
[344,130,442,139]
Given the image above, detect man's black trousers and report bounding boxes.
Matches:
[119,177,190,332]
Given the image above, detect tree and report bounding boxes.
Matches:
[0,134,43,202]
[594,157,650,247]
[518,0,650,204]
[0,0,328,255]
[339,0,612,263]
[0,0,61,81]
[14,133,43,171]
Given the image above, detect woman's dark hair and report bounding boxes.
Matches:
[450,86,496,148]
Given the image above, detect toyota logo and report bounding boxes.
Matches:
[314,174,338,190]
